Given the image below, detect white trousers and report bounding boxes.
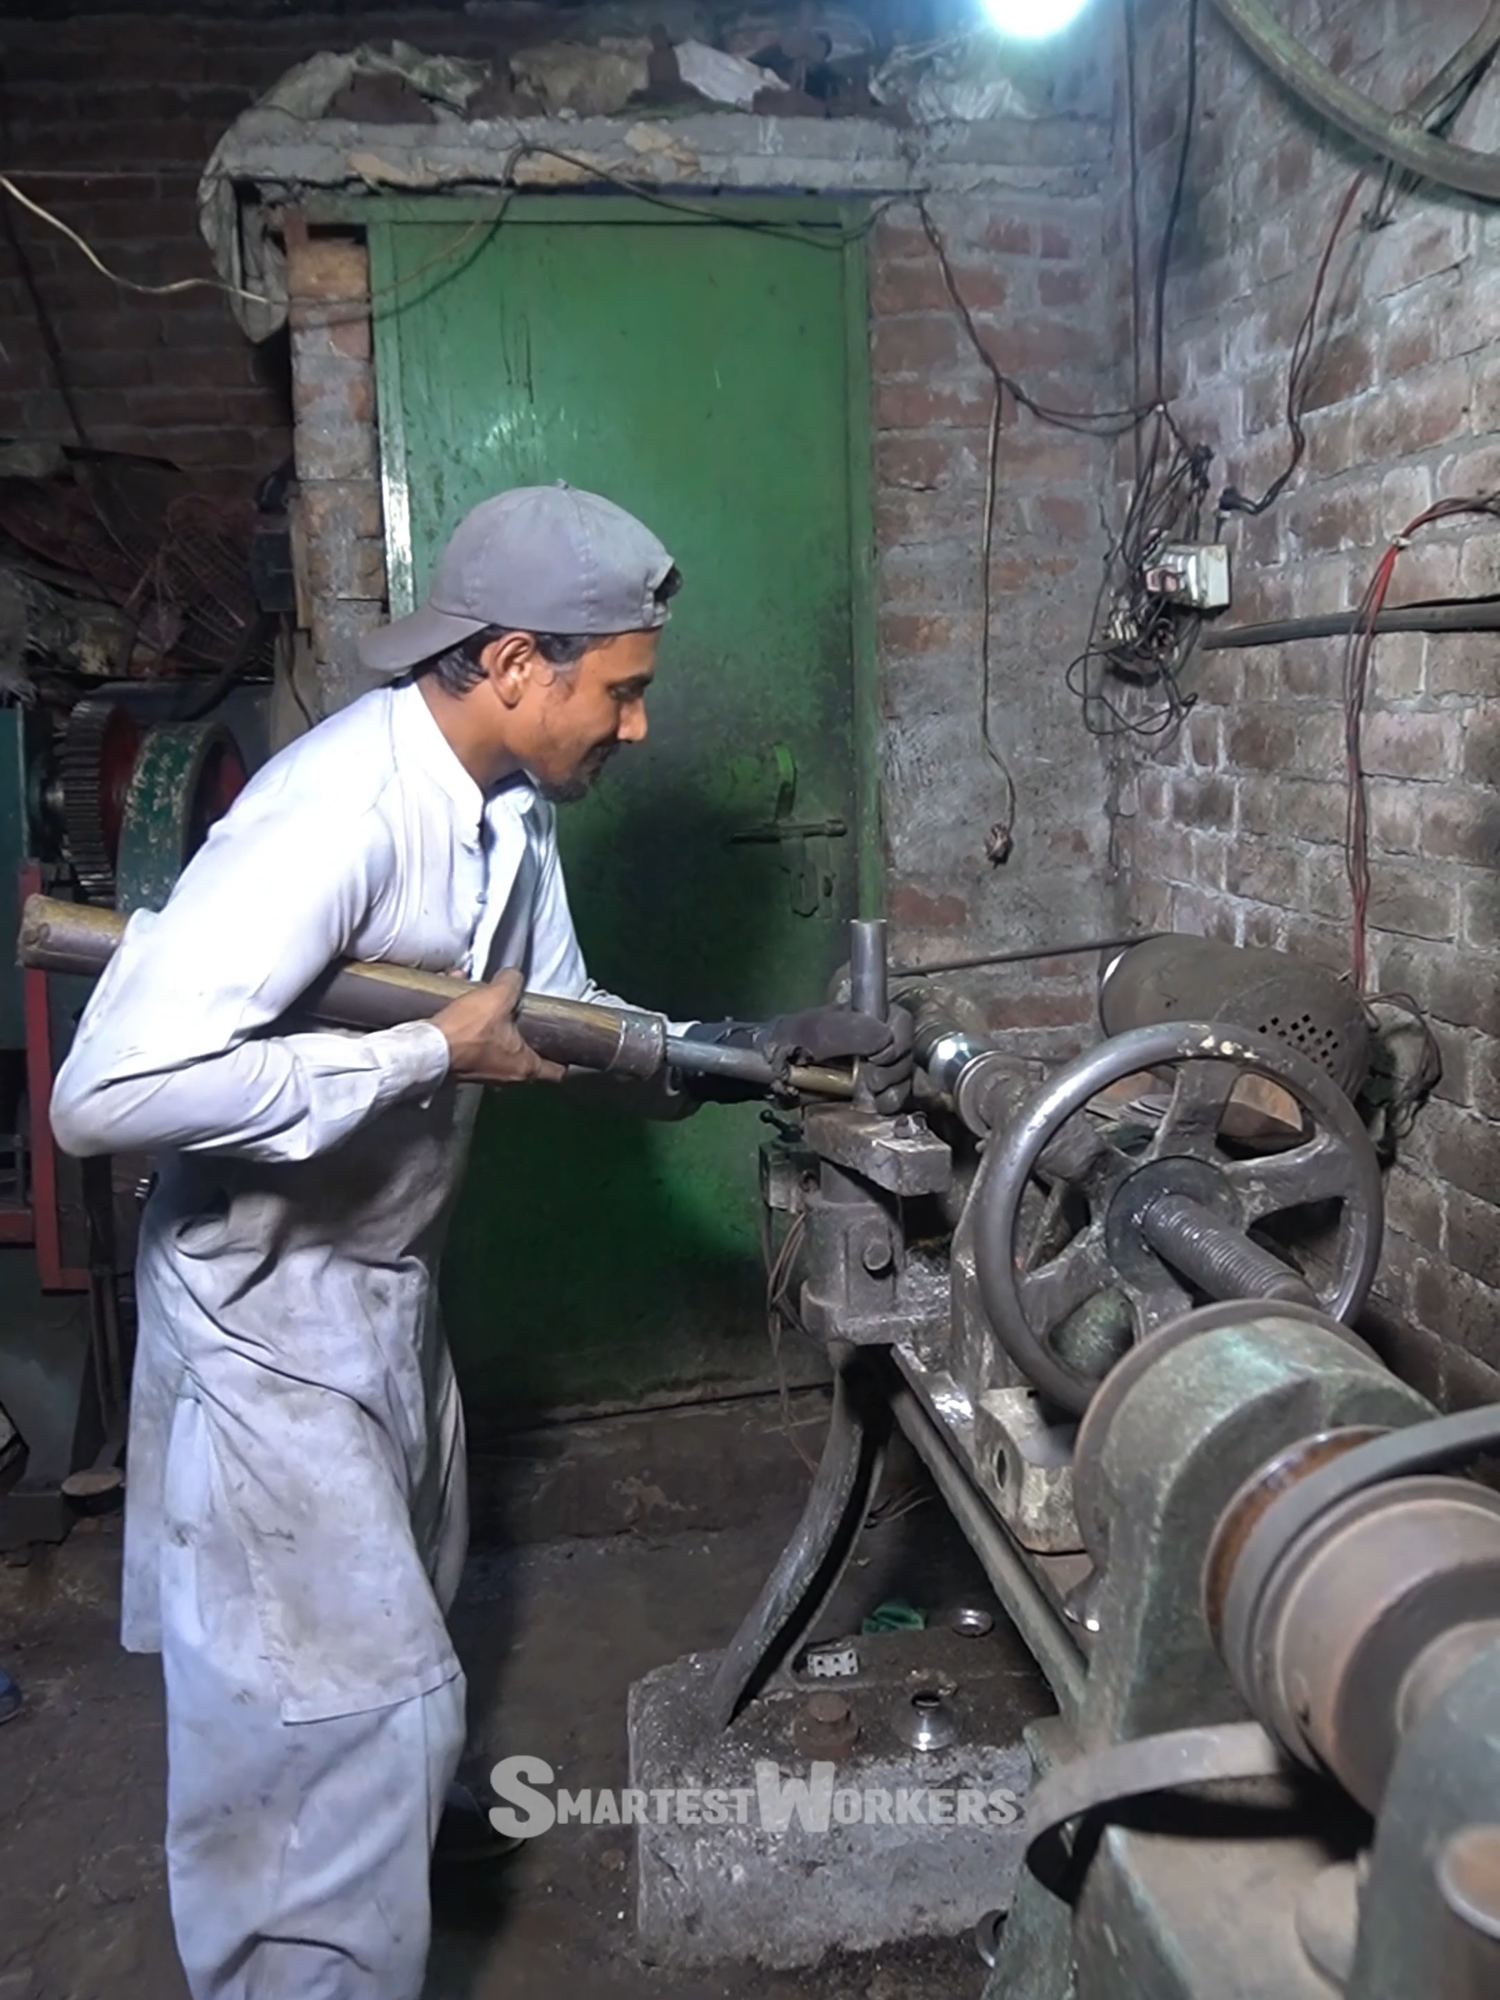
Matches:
[158,1400,467,2000]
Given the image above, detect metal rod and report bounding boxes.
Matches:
[888,1378,1087,1722]
[17,894,853,1099]
[1203,598,1500,651]
[891,933,1155,980]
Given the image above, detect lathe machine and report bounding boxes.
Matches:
[686,920,1500,1999]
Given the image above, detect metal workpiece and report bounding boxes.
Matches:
[848,917,890,1022]
[904,991,998,1107]
[17,891,853,1097]
[971,1019,1385,1417]
[848,916,896,1114]
[1099,934,1373,1102]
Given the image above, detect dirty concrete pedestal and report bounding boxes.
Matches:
[628,1623,1053,1968]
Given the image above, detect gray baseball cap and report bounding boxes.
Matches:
[358,483,677,679]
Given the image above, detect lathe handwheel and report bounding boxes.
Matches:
[973,1021,1383,1417]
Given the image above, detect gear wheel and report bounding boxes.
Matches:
[61,696,143,904]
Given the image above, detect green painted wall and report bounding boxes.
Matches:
[369,197,874,1419]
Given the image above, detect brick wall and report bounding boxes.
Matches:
[869,190,1119,1056]
[1117,0,1500,1372]
[0,8,510,488]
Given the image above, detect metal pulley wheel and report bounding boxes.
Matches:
[972,1021,1384,1417]
[113,720,248,913]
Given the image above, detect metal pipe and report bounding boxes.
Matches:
[888,1377,1087,1722]
[849,918,889,1113]
[1140,1193,1318,1309]
[17,893,853,1099]
[849,918,889,1020]
[1203,598,1500,651]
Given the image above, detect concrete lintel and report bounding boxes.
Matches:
[210,107,1113,202]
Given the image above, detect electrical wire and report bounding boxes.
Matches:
[1152,0,1199,403]
[0,134,894,329]
[0,71,91,449]
[0,172,276,306]
[1220,171,1365,519]
[1222,12,1500,519]
[1343,494,1500,993]
[1059,0,1213,743]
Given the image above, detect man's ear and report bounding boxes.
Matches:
[478,631,538,709]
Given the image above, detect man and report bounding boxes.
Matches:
[50,484,905,2000]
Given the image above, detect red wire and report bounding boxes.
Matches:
[1344,497,1500,991]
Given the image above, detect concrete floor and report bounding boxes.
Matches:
[0,1396,1003,2000]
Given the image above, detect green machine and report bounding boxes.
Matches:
[0,685,258,1542]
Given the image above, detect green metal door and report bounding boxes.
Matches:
[368,196,876,1423]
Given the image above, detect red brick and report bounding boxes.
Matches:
[1422,790,1500,866]
[1447,1190,1500,1291]
[1361,709,1461,782]
[1301,332,1375,415]
[870,315,962,377]
[1033,494,1093,539]
[876,434,975,493]
[1226,708,1299,773]
[1367,862,1459,943]
[984,988,1095,1031]
[874,378,993,432]
[977,216,1032,256]
[1350,362,1473,462]
[871,259,952,316]
[1038,268,1088,309]
[890,885,968,930]
[879,610,980,656]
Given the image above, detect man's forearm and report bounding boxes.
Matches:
[51,1020,450,1163]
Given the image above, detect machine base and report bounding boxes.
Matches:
[628,1625,1052,1967]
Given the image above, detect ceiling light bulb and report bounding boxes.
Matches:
[979,0,1092,37]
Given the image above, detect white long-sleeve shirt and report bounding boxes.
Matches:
[52,679,636,1721]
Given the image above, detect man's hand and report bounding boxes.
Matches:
[680,1003,916,1111]
[759,1005,915,1114]
[432,970,567,1088]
